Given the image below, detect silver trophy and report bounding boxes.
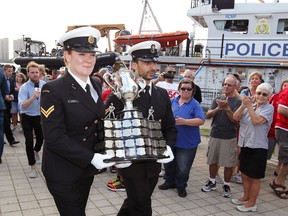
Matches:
[104,68,145,119]
[103,68,168,162]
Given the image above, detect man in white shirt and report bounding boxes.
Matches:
[154,66,179,99]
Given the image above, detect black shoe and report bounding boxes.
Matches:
[10,140,20,146]
[98,168,107,174]
[177,188,187,197]
[158,182,175,190]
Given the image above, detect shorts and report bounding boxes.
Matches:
[206,137,237,167]
[239,147,267,179]
[11,101,19,114]
[276,128,288,164]
[267,136,277,160]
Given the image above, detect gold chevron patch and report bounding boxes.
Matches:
[41,105,55,118]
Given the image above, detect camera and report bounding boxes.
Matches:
[163,73,174,79]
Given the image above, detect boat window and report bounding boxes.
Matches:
[214,20,249,34]
[277,19,288,34]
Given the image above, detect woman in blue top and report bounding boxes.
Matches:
[158,79,205,197]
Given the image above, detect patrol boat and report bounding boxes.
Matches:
[13,24,126,73]
[119,0,288,106]
[185,0,288,104]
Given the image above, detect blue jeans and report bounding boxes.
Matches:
[0,110,4,158]
[164,147,198,189]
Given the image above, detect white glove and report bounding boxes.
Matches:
[115,162,132,169]
[91,153,115,170]
[157,146,174,164]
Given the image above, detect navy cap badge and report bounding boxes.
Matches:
[88,35,94,44]
[150,44,156,54]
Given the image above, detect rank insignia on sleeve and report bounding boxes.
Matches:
[41,105,55,118]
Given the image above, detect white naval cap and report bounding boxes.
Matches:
[128,40,161,62]
[58,26,101,53]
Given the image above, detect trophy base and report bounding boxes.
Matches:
[104,155,169,163]
[104,108,168,163]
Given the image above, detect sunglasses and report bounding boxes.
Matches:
[167,71,176,74]
[180,87,193,91]
[256,92,269,97]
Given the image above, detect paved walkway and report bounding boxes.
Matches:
[0,123,287,216]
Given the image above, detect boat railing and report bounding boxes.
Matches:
[190,0,211,8]
[200,87,222,110]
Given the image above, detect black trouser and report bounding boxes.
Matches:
[117,175,158,216]
[46,176,94,216]
[21,114,43,166]
[4,109,14,143]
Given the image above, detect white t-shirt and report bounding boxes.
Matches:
[156,81,179,99]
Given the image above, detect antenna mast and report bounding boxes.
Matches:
[138,0,162,34]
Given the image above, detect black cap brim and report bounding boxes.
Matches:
[70,47,98,53]
[136,57,159,62]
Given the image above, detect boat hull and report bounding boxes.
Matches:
[13,52,120,73]
[113,31,189,48]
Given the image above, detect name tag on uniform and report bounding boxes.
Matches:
[68,100,79,103]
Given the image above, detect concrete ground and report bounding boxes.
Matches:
[0,122,287,216]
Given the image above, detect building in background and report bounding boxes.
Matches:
[0,38,9,62]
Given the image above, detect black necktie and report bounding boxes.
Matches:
[144,85,150,96]
[86,84,92,99]
[140,85,151,102]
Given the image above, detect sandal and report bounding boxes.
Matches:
[269,180,287,199]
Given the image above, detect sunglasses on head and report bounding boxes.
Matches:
[167,71,176,74]
[256,92,269,97]
[180,87,193,91]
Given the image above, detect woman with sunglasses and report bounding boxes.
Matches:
[233,83,274,212]
[158,79,205,197]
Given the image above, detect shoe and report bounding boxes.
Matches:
[98,168,107,174]
[28,169,37,178]
[35,154,41,164]
[177,188,187,197]
[215,175,224,184]
[107,180,125,192]
[158,182,176,190]
[107,176,121,186]
[236,205,257,212]
[10,140,20,146]
[222,185,231,198]
[110,165,117,173]
[201,180,216,192]
[231,198,247,205]
[231,173,242,184]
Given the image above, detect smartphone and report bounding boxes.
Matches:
[163,73,174,79]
